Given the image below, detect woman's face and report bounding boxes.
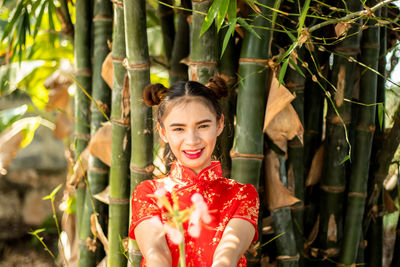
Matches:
[158,100,224,174]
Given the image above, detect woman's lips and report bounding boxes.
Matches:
[183,148,204,159]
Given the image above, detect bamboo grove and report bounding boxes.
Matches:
[2,0,400,266]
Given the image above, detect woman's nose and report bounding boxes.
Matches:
[185,129,200,145]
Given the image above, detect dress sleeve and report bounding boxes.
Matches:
[232,184,260,242]
[129,180,161,240]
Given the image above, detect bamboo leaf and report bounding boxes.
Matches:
[200,0,223,36]
[297,0,311,37]
[227,0,236,21]
[0,105,28,133]
[237,17,260,39]
[217,0,229,32]
[1,2,23,41]
[28,228,46,235]
[33,3,46,38]
[42,184,62,200]
[288,58,305,78]
[278,58,289,85]
[220,19,237,58]
[378,102,384,130]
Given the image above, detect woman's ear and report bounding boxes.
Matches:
[217,114,224,136]
[157,122,168,143]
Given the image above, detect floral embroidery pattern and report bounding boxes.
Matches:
[129,161,260,267]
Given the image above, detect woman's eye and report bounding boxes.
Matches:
[199,124,210,129]
[172,127,184,132]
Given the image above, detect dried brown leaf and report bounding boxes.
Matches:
[53,112,74,140]
[93,185,110,205]
[0,129,23,175]
[90,213,109,254]
[305,215,320,248]
[264,150,300,210]
[264,74,295,130]
[306,144,325,187]
[121,74,130,118]
[101,53,113,89]
[85,237,98,252]
[327,214,337,242]
[335,66,345,107]
[265,104,304,151]
[383,190,398,213]
[46,87,70,111]
[335,22,351,37]
[68,147,90,187]
[88,122,112,166]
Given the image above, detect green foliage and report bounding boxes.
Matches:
[0,104,27,132]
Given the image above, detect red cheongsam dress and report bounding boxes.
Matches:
[129,161,259,267]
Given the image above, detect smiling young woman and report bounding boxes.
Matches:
[129,77,259,267]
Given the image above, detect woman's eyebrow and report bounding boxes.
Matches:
[196,119,212,125]
[169,123,186,127]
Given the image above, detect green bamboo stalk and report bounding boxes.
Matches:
[365,6,386,267]
[74,0,93,265]
[107,2,130,266]
[158,0,175,66]
[317,0,362,260]
[59,0,74,40]
[189,0,216,84]
[217,27,237,176]
[77,0,113,266]
[169,0,191,84]
[230,0,277,265]
[391,212,400,267]
[339,2,380,264]
[124,0,153,265]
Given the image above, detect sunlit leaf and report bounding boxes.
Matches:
[227,0,236,21]
[28,228,46,235]
[288,58,305,78]
[200,0,223,36]
[0,104,28,133]
[43,184,62,200]
[216,0,229,32]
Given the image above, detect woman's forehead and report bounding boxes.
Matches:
[163,99,217,125]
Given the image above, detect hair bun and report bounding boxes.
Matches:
[143,83,168,106]
[206,76,228,99]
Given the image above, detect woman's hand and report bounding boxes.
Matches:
[134,217,172,267]
[211,218,256,267]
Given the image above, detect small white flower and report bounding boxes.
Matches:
[164,224,183,244]
[188,193,211,238]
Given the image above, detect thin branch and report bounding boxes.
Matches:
[309,0,396,33]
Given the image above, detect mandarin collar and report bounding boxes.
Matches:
[169,161,223,184]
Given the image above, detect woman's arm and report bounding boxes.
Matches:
[134,217,172,267]
[211,218,256,267]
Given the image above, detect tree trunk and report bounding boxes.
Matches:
[124,0,154,265]
[158,0,175,66]
[74,0,93,265]
[107,2,130,266]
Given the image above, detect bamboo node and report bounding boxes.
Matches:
[110,117,130,126]
[74,133,91,141]
[110,0,123,8]
[75,70,92,77]
[122,58,150,70]
[230,150,264,160]
[108,196,129,204]
[186,60,217,67]
[348,192,368,198]
[276,254,300,261]
[111,56,124,63]
[93,15,113,22]
[239,58,269,66]
[130,164,155,174]
[320,184,345,193]
[355,124,376,132]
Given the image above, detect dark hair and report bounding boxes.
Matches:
[143,76,228,169]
